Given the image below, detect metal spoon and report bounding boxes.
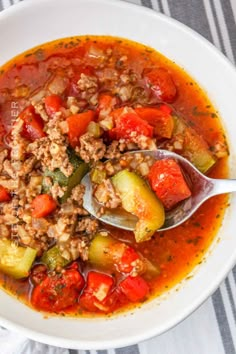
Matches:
[81,149,236,231]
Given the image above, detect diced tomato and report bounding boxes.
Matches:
[119,275,149,302]
[97,94,117,118]
[66,110,96,147]
[148,159,191,209]
[143,68,177,103]
[19,105,46,141]
[44,94,63,117]
[116,246,140,274]
[79,271,115,312]
[135,105,174,139]
[85,271,114,301]
[0,185,11,202]
[31,194,57,218]
[97,94,114,111]
[109,108,153,140]
[31,264,85,312]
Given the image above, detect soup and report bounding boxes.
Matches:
[0,36,229,316]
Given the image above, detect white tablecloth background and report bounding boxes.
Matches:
[0,0,235,353]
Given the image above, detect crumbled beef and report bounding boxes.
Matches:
[94,179,121,209]
[78,133,106,163]
[76,217,99,234]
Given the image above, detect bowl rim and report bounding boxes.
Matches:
[0,0,236,350]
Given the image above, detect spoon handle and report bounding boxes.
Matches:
[210,178,236,196]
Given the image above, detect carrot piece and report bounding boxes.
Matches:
[148,159,191,209]
[119,275,149,302]
[31,194,57,218]
[0,185,11,202]
[66,110,96,147]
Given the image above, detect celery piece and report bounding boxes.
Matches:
[112,170,165,242]
[91,169,107,184]
[87,121,102,138]
[0,239,37,279]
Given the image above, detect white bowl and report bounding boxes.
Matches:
[0,0,236,349]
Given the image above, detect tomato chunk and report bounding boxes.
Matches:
[44,94,63,117]
[148,159,191,209]
[20,105,46,141]
[144,68,177,103]
[31,194,57,218]
[66,110,96,147]
[79,271,115,312]
[0,185,11,202]
[119,275,149,302]
[97,94,117,118]
[85,271,114,301]
[31,264,84,312]
[109,108,153,140]
[135,105,174,139]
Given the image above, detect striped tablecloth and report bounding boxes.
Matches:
[0,0,236,353]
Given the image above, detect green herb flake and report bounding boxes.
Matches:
[34,48,45,61]
[24,53,33,58]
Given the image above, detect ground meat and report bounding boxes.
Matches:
[78,132,106,163]
[28,136,73,177]
[77,73,98,92]
[0,177,18,190]
[0,224,10,238]
[0,149,8,173]
[33,101,49,122]
[67,96,80,114]
[70,184,85,206]
[27,112,74,176]
[104,141,122,159]
[118,85,134,102]
[59,235,90,262]
[50,183,66,199]
[76,217,99,234]
[94,179,121,209]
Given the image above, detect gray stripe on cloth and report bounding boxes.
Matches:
[85,351,90,354]
[208,0,227,54]
[68,349,78,354]
[167,0,213,42]
[212,288,236,354]
[157,0,164,13]
[115,344,140,354]
[225,277,236,324]
[233,265,236,283]
[97,351,108,354]
[220,0,236,62]
[0,0,3,11]
[141,0,152,8]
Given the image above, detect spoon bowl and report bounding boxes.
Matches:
[82,149,236,231]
